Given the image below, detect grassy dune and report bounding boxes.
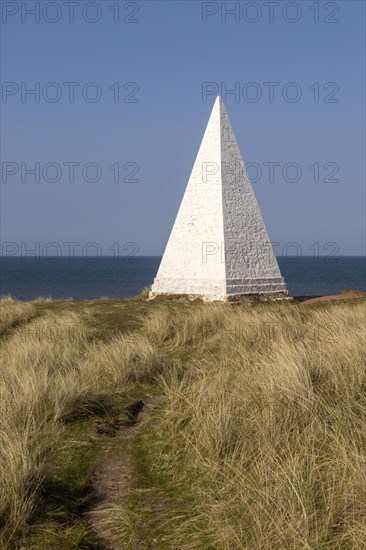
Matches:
[142,301,366,549]
[0,295,365,549]
[0,296,36,334]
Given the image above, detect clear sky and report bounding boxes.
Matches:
[1,0,365,258]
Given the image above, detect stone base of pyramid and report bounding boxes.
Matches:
[149,276,288,302]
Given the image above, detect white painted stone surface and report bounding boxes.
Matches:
[150,96,288,300]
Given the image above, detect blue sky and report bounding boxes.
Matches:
[1,0,365,257]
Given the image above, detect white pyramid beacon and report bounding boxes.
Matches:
[150,96,288,301]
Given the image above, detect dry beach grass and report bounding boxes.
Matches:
[0,296,36,333]
[142,301,366,549]
[0,295,365,548]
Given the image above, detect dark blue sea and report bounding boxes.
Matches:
[0,257,365,301]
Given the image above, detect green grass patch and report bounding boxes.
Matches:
[127,411,216,549]
[12,390,151,550]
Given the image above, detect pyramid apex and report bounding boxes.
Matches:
[213,95,227,114]
[213,95,223,113]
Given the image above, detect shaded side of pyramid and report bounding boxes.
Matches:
[219,99,287,297]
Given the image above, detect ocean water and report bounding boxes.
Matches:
[0,256,365,301]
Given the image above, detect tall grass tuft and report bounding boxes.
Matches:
[0,307,164,540]
[0,296,36,333]
[146,301,366,549]
[79,332,165,392]
[0,311,90,533]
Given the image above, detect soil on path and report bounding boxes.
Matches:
[86,395,164,550]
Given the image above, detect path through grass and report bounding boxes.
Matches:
[0,295,365,549]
